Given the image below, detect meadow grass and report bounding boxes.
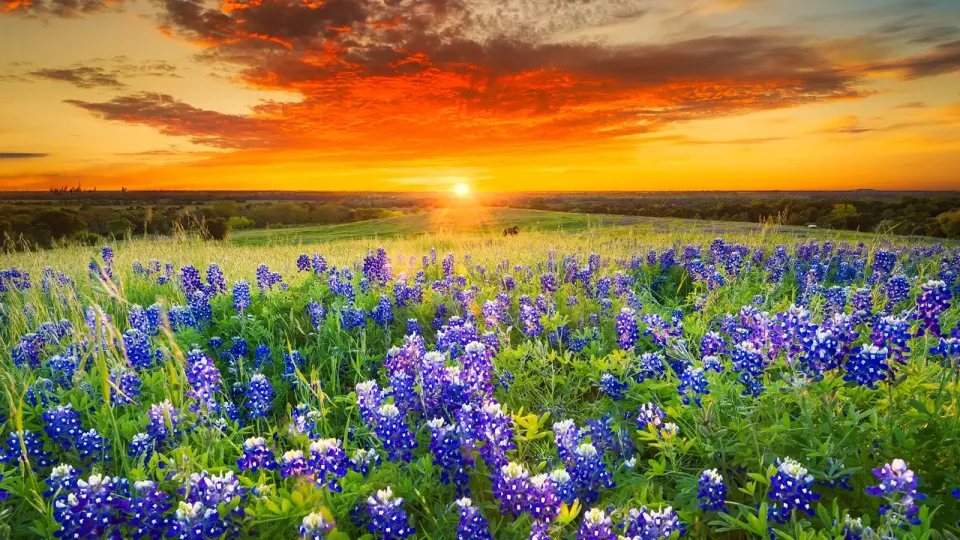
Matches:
[0,217,958,539]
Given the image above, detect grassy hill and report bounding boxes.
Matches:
[230,208,742,246]
[229,206,948,247]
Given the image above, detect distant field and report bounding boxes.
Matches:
[230,207,778,246]
[229,207,926,246]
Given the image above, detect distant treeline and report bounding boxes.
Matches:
[1,190,958,249]
[504,193,960,238]
[0,199,415,249]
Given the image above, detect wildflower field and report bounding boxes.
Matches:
[1,224,959,540]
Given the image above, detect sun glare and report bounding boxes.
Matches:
[454,183,470,196]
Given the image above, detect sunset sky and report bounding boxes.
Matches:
[1,0,959,191]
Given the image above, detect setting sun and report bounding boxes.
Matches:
[454,184,470,196]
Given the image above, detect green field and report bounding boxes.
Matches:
[230,207,941,247]
[232,208,803,246]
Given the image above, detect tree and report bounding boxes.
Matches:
[32,210,86,240]
[204,218,230,240]
[938,209,960,238]
[227,216,255,230]
[212,201,238,218]
[107,217,134,237]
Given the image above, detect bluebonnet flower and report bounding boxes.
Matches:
[185,348,221,414]
[456,498,492,540]
[233,280,251,313]
[916,280,951,336]
[2,430,53,469]
[283,349,305,384]
[227,336,248,360]
[371,294,394,327]
[599,372,628,400]
[362,247,393,285]
[840,514,870,540]
[366,487,415,539]
[179,265,204,296]
[520,304,543,337]
[356,380,383,424]
[46,353,78,387]
[800,328,842,377]
[870,315,912,363]
[616,308,639,350]
[308,439,347,492]
[843,344,889,389]
[297,254,312,273]
[642,313,682,347]
[406,318,422,336]
[340,304,367,331]
[52,473,122,538]
[493,462,532,517]
[300,511,334,539]
[635,352,666,383]
[622,505,685,540]
[701,331,727,356]
[527,473,561,525]
[570,442,614,504]
[471,401,515,470]
[111,367,142,405]
[677,366,709,407]
[26,378,58,407]
[872,249,897,277]
[237,437,276,471]
[350,449,380,476]
[554,419,582,463]
[697,469,727,512]
[127,480,174,539]
[768,457,819,523]
[866,459,925,527]
[281,450,311,478]
[245,373,274,419]
[146,400,181,443]
[427,418,469,493]
[176,470,246,539]
[547,469,575,505]
[128,433,155,462]
[461,341,494,399]
[101,245,114,265]
[307,301,326,331]
[188,291,212,328]
[636,402,666,433]
[732,341,765,397]
[254,344,272,368]
[206,263,226,294]
[76,429,111,462]
[578,508,614,540]
[42,404,83,449]
[255,264,285,292]
[312,253,328,274]
[884,275,910,307]
[45,463,79,496]
[12,332,46,369]
[374,404,417,462]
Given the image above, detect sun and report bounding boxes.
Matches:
[454,183,470,196]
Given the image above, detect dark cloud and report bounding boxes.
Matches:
[29,61,179,88]
[65,92,284,148]
[867,40,960,79]
[31,66,124,88]
[0,152,49,159]
[1,0,120,17]
[66,0,860,154]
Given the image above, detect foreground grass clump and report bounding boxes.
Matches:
[1,227,959,539]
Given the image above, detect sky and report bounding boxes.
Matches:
[0,0,959,192]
